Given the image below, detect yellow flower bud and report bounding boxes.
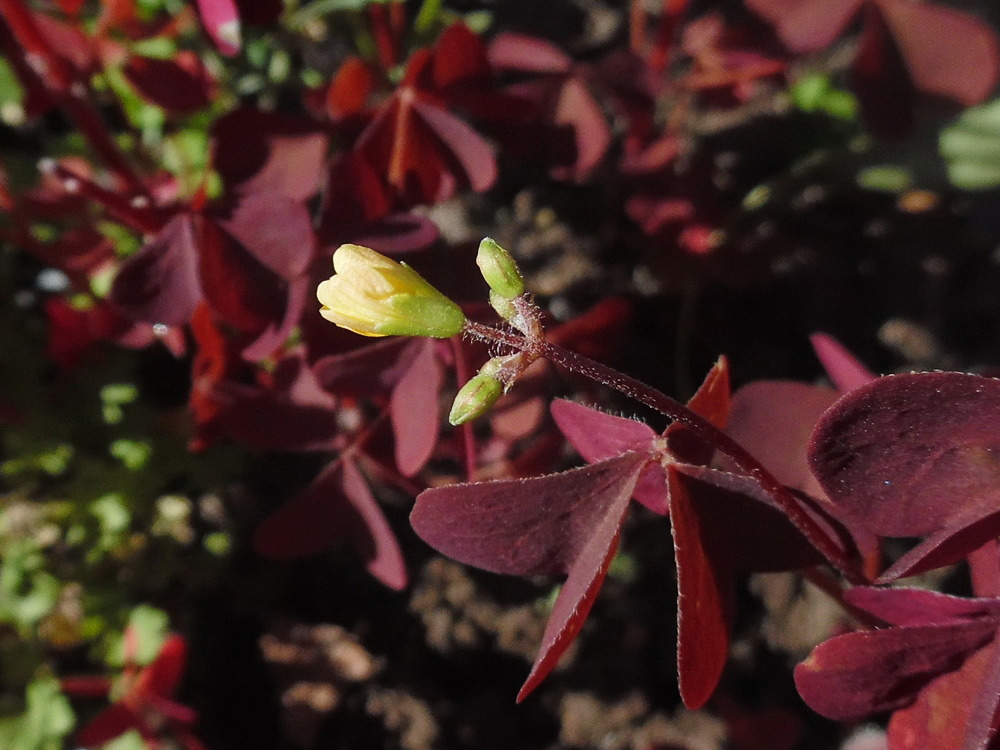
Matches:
[317,244,466,338]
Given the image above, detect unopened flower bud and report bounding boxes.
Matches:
[477,237,524,300]
[317,244,465,338]
[449,369,503,426]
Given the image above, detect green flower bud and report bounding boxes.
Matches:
[449,369,504,425]
[477,237,524,300]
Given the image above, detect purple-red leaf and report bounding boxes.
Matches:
[196,0,241,55]
[809,373,1000,577]
[111,214,201,327]
[214,351,340,452]
[215,191,314,280]
[670,466,825,709]
[794,619,997,720]
[551,399,667,513]
[810,332,877,393]
[411,452,649,575]
[727,381,839,500]
[888,638,1000,750]
[390,339,442,477]
[75,704,137,746]
[122,52,214,113]
[488,33,573,74]
[197,217,284,333]
[254,456,407,589]
[212,108,328,201]
[876,0,999,106]
[411,452,650,698]
[354,87,497,205]
[516,520,623,702]
[668,465,730,710]
[744,0,861,53]
[846,587,1000,627]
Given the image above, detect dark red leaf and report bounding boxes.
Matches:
[969,540,1000,598]
[809,372,1000,540]
[241,274,309,363]
[138,634,188,699]
[212,108,328,201]
[411,452,648,699]
[670,466,825,708]
[390,338,442,477]
[354,89,496,205]
[44,297,121,369]
[668,465,731,710]
[313,337,415,397]
[197,218,284,333]
[75,704,138,746]
[123,52,214,114]
[214,191,314,280]
[318,152,392,241]
[215,350,340,452]
[432,23,491,90]
[665,356,730,466]
[851,3,916,138]
[549,75,611,179]
[887,638,1000,750]
[410,98,497,193]
[546,297,632,363]
[340,457,408,590]
[846,586,1000,627]
[551,399,667,513]
[728,381,839,500]
[551,358,730,515]
[516,523,623,702]
[111,214,202,327]
[411,451,649,576]
[795,618,997,720]
[875,507,1000,583]
[189,303,245,450]
[254,457,406,589]
[350,213,440,254]
[60,675,112,697]
[326,57,374,119]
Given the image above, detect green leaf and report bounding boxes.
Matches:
[791,73,857,120]
[940,98,1000,190]
[102,731,147,750]
[856,165,913,193]
[109,439,152,471]
[106,606,169,667]
[0,677,75,750]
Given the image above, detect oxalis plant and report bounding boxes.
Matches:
[317,238,1000,749]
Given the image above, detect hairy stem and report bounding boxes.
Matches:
[463,320,868,585]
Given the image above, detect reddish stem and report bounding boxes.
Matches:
[463,320,868,585]
[449,336,478,481]
[40,161,164,234]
